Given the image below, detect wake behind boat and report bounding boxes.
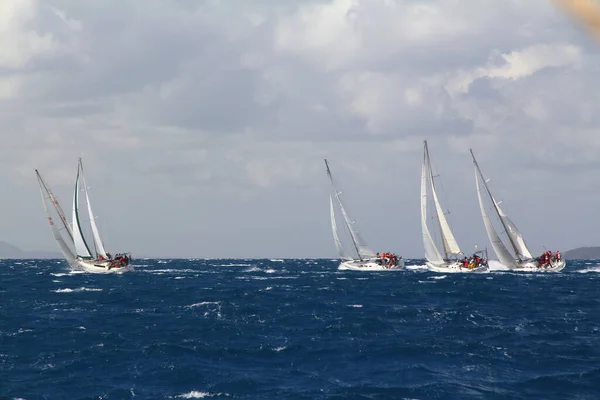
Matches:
[325,159,404,271]
[471,149,565,272]
[36,158,132,274]
[421,141,488,273]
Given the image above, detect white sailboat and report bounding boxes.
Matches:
[421,141,488,273]
[325,159,404,271]
[36,158,132,273]
[470,149,566,272]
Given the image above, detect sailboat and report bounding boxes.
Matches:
[470,149,566,272]
[36,158,132,273]
[325,159,404,270]
[421,141,488,273]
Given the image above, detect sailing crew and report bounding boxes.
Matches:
[538,251,551,267]
[388,254,396,267]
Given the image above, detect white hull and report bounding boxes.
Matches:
[427,261,489,273]
[71,259,133,274]
[339,258,405,271]
[508,259,566,273]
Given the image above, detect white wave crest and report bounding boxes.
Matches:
[174,391,230,398]
[185,302,220,309]
[54,287,103,293]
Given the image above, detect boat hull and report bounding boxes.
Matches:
[339,258,405,271]
[427,261,489,273]
[71,259,133,274]
[507,259,566,272]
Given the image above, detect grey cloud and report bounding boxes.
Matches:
[1,0,599,258]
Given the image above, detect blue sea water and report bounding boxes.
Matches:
[1,259,599,400]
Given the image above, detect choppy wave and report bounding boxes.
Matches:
[173,391,230,398]
[0,258,598,399]
[53,287,103,293]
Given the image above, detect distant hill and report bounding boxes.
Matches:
[0,241,62,259]
[563,247,600,260]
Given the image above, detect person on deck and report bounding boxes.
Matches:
[540,251,551,267]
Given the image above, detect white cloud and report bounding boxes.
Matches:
[0,0,599,257]
[446,43,582,96]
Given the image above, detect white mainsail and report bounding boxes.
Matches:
[421,152,444,265]
[72,163,93,259]
[471,149,530,265]
[474,169,516,267]
[330,196,350,260]
[80,159,108,258]
[421,141,462,264]
[325,159,376,260]
[36,170,76,263]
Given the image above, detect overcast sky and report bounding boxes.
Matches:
[1,0,599,258]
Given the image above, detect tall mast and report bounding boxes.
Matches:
[424,141,448,259]
[79,158,106,258]
[470,149,521,259]
[324,159,362,261]
[72,160,93,259]
[35,169,74,241]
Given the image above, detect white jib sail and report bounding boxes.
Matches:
[496,206,534,260]
[421,150,444,265]
[36,171,77,263]
[80,161,108,258]
[72,166,93,259]
[429,175,462,257]
[336,194,376,259]
[330,196,350,260]
[474,170,516,267]
[325,159,376,260]
[84,185,107,258]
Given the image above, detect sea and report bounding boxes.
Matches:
[1,258,599,400]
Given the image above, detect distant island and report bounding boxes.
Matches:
[563,247,600,260]
[0,241,62,259]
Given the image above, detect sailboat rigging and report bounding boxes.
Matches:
[470,149,565,272]
[421,141,488,273]
[36,158,132,273]
[325,159,404,270]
